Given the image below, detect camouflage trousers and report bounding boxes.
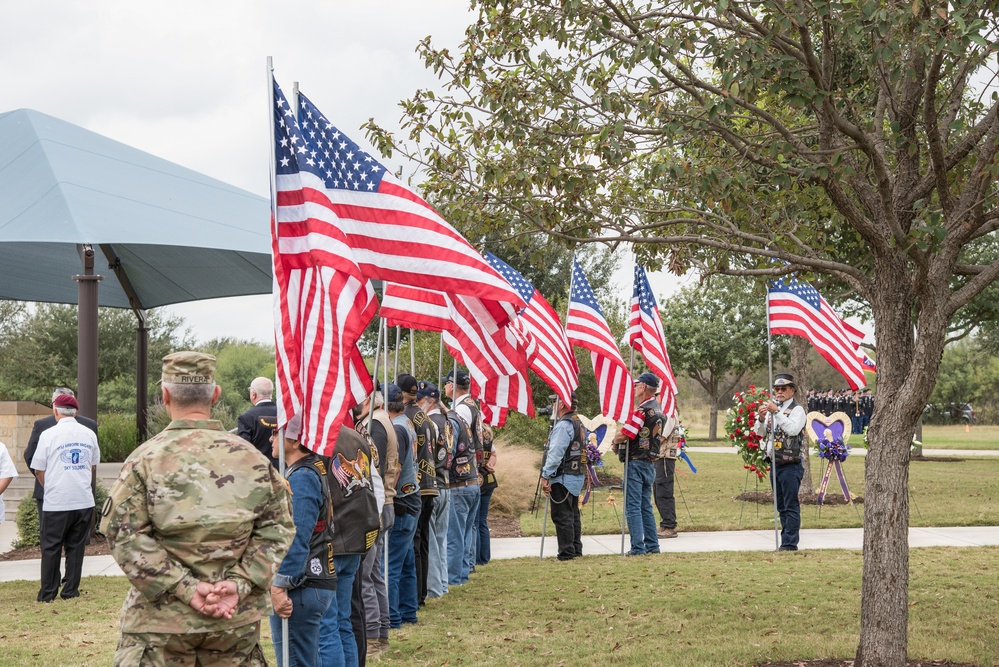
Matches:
[115,621,267,666]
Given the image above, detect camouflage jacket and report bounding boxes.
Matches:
[99,419,295,633]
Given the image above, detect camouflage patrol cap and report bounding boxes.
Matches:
[161,351,217,384]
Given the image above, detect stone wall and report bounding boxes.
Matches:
[0,401,52,474]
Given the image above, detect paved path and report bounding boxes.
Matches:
[2,525,998,584]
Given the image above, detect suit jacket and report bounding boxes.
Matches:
[237,400,278,467]
[24,414,99,501]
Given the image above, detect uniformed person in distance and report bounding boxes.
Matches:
[100,351,295,666]
[753,373,807,551]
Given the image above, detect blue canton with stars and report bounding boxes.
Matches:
[296,92,385,192]
[485,252,536,311]
[769,277,822,311]
[273,80,307,177]
[633,264,659,317]
[570,258,606,316]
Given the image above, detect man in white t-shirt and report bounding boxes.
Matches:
[30,393,100,602]
[0,441,18,525]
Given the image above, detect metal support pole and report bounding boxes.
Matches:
[74,244,102,421]
[135,314,148,442]
[410,328,416,375]
[394,326,401,379]
[765,297,779,551]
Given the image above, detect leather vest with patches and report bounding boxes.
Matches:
[428,410,453,486]
[623,400,667,462]
[405,402,439,496]
[770,399,805,466]
[447,409,479,484]
[326,426,380,556]
[285,453,337,587]
[457,395,484,463]
[555,413,586,477]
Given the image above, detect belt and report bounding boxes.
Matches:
[449,480,479,489]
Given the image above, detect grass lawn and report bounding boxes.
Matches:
[519,452,999,536]
[918,424,999,450]
[1,547,996,666]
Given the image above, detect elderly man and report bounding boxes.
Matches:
[24,388,99,536]
[30,393,100,602]
[238,377,279,468]
[613,372,668,556]
[540,393,585,561]
[416,380,452,599]
[754,373,808,551]
[442,370,480,586]
[100,351,295,666]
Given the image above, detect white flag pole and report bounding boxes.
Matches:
[410,328,416,375]
[766,289,780,551]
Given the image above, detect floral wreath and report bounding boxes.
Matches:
[817,437,850,462]
[725,385,770,479]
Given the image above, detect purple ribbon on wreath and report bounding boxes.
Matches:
[581,440,603,505]
[816,438,852,505]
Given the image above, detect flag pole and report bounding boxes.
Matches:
[437,333,444,385]
[410,328,416,375]
[765,286,780,551]
[394,326,401,379]
[621,345,634,557]
[368,316,384,434]
[382,286,391,583]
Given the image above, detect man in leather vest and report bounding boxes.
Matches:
[654,408,681,539]
[442,369,480,586]
[613,372,667,556]
[416,381,453,600]
[396,373,438,610]
[753,373,807,551]
[540,393,585,561]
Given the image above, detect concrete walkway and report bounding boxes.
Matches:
[2,525,998,584]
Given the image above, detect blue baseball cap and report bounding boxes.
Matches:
[417,380,440,400]
[385,383,403,403]
[634,372,660,389]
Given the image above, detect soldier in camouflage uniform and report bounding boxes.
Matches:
[100,351,296,666]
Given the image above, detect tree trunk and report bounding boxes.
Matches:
[708,399,719,440]
[789,336,815,496]
[855,275,945,667]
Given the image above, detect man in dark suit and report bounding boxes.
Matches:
[237,377,278,468]
[24,388,99,534]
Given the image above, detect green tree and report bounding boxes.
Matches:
[206,341,276,425]
[661,276,781,439]
[369,2,999,662]
[0,304,189,409]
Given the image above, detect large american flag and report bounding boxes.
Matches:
[380,282,534,423]
[485,253,579,406]
[271,79,375,456]
[628,264,679,416]
[767,277,867,390]
[292,90,526,323]
[565,258,634,423]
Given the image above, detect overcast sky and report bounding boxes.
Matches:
[5,1,716,344]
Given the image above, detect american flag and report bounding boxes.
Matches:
[841,318,877,373]
[485,253,579,406]
[379,282,534,422]
[767,277,867,390]
[290,90,526,324]
[628,264,679,416]
[271,79,375,456]
[565,258,634,423]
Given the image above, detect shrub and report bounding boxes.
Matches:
[98,412,138,462]
[13,480,110,549]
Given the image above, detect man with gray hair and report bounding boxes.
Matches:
[238,376,278,468]
[31,392,101,602]
[100,351,294,665]
[24,388,98,535]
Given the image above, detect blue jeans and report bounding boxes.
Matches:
[427,488,450,598]
[447,485,480,585]
[625,460,659,555]
[476,487,494,565]
[270,585,335,667]
[773,463,804,550]
[387,510,418,628]
[319,554,362,667]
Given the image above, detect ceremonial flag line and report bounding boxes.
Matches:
[628,263,679,416]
